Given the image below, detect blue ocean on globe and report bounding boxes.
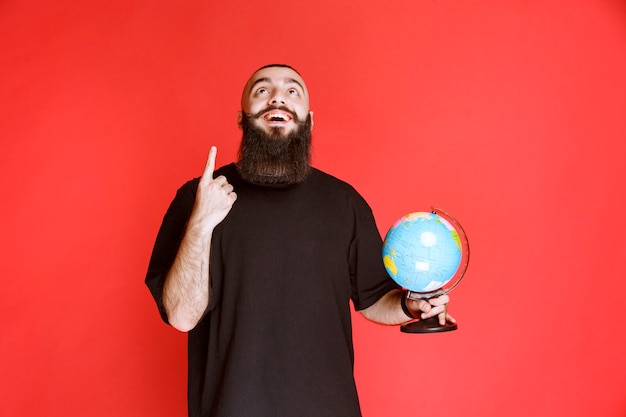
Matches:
[382,212,462,293]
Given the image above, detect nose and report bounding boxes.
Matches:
[269,90,286,106]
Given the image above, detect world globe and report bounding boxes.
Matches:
[383,209,468,297]
[383,208,470,333]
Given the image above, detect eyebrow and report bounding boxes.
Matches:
[250,77,305,93]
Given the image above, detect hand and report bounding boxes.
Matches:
[191,146,237,232]
[407,294,456,326]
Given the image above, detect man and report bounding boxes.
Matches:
[145,64,454,417]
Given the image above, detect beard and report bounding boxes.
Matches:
[237,107,312,185]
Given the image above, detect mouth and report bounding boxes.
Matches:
[262,110,293,125]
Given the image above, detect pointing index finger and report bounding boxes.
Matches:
[203,146,217,179]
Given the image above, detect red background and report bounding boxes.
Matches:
[2,0,626,416]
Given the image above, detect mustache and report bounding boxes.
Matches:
[247,106,298,121]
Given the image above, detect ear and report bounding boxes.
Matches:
[237,111,243,130]
[309,111,314,131]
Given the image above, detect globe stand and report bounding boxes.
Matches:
[401,316,457,333]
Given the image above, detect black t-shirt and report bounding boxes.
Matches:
[146,164,398,417]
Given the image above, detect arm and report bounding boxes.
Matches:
[163,147,237,332]
[360,288,456,326]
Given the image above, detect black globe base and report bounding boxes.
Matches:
[400,316,458,333]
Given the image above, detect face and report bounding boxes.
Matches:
[239,66,314,135]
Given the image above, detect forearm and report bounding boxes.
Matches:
[361,289,454,326]
[163,222,213,332]
[158,147,236,332]
[359,289,412,325]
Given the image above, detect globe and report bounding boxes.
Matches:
[382,210,467,296]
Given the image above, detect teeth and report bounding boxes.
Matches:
[265,112,289,121]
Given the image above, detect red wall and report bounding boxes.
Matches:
[2,0,626,416]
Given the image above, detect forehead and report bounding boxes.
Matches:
[242,67,309,97]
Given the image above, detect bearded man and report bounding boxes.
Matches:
[145,64,454,417]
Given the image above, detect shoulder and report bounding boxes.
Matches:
[213,162,237,179]
[309,168,371,207]
[310,168,358,193]
[168,177,199,210]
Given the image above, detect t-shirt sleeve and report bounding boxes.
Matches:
[348,193,400,311]
[144,178,199,324]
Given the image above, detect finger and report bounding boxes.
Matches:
[418,300,431,313]
[421,304,444,319]
[202,146,217,180]
[428,294,450,307]
[212,175,228,186]
[439,311,447,326]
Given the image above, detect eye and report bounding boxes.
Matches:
[255,87,269,95]
[288,88,299,96]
